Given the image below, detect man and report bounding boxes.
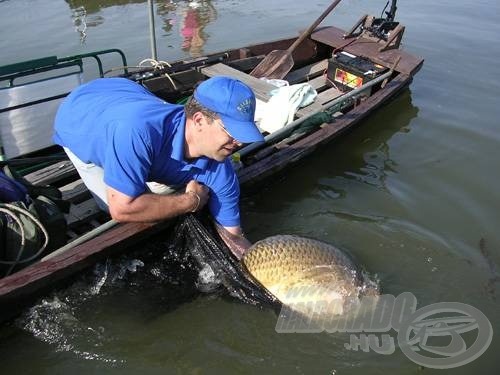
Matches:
[53,76,264,257]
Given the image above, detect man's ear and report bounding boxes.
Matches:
[192,111,205,128]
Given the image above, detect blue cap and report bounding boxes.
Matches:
[193,76,265,143]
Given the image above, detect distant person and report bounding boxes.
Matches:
[53,76,264,257]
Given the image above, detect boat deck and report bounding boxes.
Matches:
[311,26,424,76]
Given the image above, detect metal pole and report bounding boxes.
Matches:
[41,220,119,261]
[147,0,158,60]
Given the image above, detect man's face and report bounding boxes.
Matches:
[197,114,241,162]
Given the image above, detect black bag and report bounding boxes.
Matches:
[0,201,47,276]
[1,166,67,277]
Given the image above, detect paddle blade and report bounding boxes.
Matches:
[250,49,294,80]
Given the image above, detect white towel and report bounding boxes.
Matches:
[255,83,317,134]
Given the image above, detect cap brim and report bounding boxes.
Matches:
[219,113,265,144]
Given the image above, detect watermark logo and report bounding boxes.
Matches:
[275,291,492,369]
[397,301,492,369]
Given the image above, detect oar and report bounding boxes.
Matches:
[250,0,343,79]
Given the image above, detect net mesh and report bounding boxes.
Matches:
[168,212,280,310]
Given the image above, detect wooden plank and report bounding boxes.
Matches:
[296,101,323,118]
[284,59,328,84]
[24,160,77,186]
[307,75,330,92]
[316,86,344,104]
[295,86,343,118]
[59,179,90,203]
[311,26,424,76]
[201,63,277,102]
[239,73,412,189]
[65,199,102,227]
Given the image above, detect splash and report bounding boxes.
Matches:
[19,295,122,364]
[16,257,148,363]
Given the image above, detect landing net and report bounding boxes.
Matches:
[168,212,280,310]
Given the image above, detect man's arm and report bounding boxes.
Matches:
[215,224,252,259]
[107,180,209,222]
[107,177,251,258]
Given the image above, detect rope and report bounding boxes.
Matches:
[0,203,49,277]
[103,59,178,92]
[138,58,178,90]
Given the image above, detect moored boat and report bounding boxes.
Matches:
[0,4,423,322]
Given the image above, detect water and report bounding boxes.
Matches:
[1,0,499,373]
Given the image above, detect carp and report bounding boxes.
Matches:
[242,235,378,316]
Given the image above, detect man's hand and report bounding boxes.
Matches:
[185,180,209,212]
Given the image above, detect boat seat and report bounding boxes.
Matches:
[0,73,82,159]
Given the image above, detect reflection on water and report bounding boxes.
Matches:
[336,89,419,192]
[178,0,216,57]
[70,6,105,43]
[66,0,143,43]
[66,0,146,14]
[65,0,217,56]
[244,89,419,213]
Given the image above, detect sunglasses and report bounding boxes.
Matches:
[214,119,240,145]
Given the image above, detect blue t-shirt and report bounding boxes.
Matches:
[53,77,240,227]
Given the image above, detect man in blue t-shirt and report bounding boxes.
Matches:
[53,76,264,257]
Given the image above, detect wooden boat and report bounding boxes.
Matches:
[0,9,423,322]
